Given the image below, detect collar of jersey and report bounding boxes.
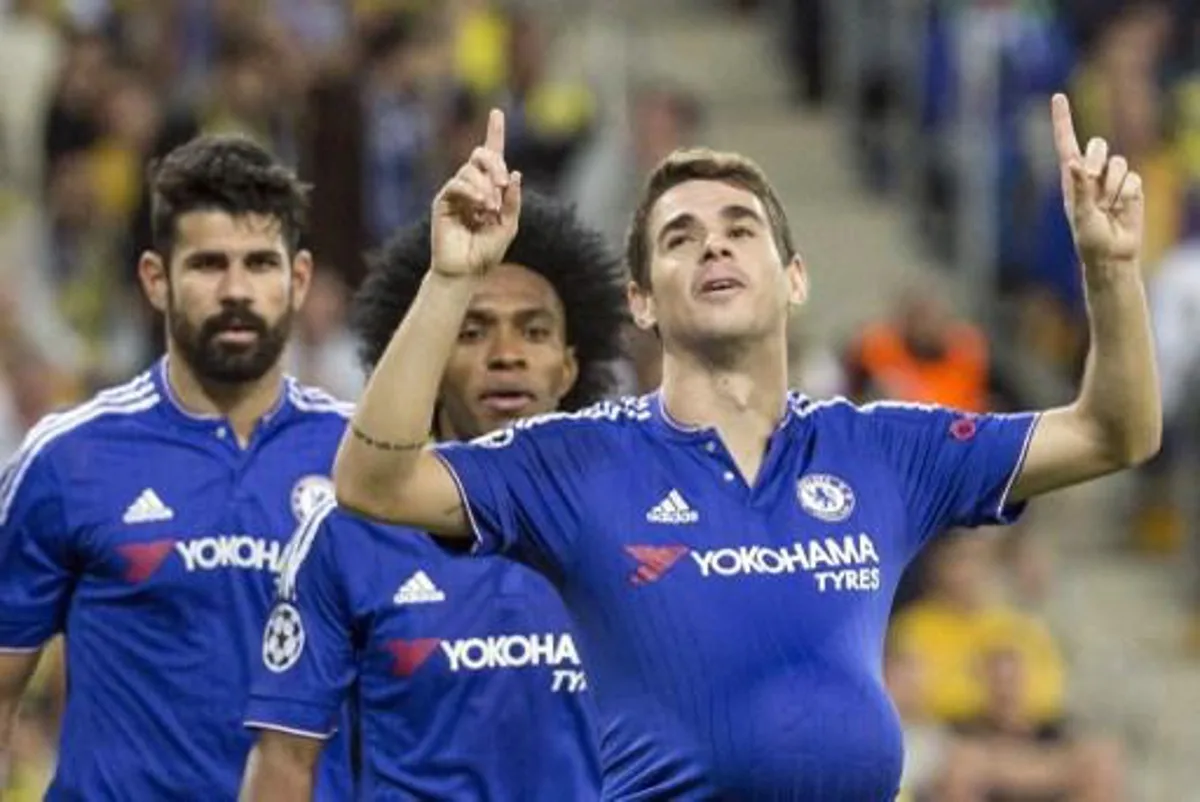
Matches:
[152,357,292,431]
[648,390,800,442]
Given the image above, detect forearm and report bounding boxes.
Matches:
[334,270,478,509]
[239,739,318,802]
[0,700,15,788]
[1074,261,1162,463]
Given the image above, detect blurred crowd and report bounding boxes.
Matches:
[1,0,1193,798]
[833,0,1200,573]
[817,0,1200,797]
[0,0,711,796]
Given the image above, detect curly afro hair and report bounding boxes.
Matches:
[351,190,629,411]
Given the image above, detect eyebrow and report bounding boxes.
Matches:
[656,204,766,247]
[463,306,560,324]
[183,249,284,265]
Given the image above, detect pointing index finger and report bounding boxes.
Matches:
[1051,93,1081,165]
[484,108,505,156]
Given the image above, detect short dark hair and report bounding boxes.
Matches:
[352,191,628,410]
[625,148,795,288]
[148,134,310,259]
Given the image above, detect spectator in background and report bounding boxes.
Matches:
[42,29,111,181]
[845,285,990,412]
[303,12,442,287]
[890,532,1067,730]
[567,80,704,248]
[497,8,595,195]
[202,31,289,153]
[0,0,64,193]
[286,269,364,401]
[566,81,704,395]
[889,537,1127,801]
[1139,236,1200,631]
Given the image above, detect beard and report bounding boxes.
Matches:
[168,296,293,384]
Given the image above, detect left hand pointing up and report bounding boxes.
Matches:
[1052,93,1145,268]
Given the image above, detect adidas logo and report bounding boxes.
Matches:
[393,571,446,605]
[122,489,174,525]
[646,490,698,525]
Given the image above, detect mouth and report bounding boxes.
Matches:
[697,277,746,297]
[478,389,537,414]
[213,327,260,345]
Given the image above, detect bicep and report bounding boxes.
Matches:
[336,449,470,539]
[1009,407,1117,502]
[240,731,322,802]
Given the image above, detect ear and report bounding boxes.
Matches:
[138,250,169,313]
[785,255,808,307]
[290,249,315,310]
[627,279,657,331]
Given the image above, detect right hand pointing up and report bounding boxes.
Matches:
[430,109,522,278]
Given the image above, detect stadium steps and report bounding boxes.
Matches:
[566,3,1200,798]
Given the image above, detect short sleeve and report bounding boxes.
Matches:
[865,403,1039,548]
[431,416,598,574]
[245,500,356,739]
[0,448,76,649]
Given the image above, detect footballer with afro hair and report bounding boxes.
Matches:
[350,189,628,439]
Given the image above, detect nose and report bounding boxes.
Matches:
[217,262,254,303]
[702,231,733,262]
[485,326,527,370]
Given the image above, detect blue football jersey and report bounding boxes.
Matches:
[432,392,1039,801]
[246,499,601,800]
[0,360,355,801]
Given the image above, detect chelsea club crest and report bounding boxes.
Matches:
[290,475,335,523]
[796,474,856,522]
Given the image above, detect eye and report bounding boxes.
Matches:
[665,232,691,250]
[189,254,226,271]
[525,325,553,343]
[730,225,754,239]
[458,325,485,343]
[246,254,284,272]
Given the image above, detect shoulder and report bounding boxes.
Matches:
[794,394,961,430]
[275,501,425,601]
[284,379,356,423]
[1,370,160,525]
[463,395,653,449]
[276,496,341,601]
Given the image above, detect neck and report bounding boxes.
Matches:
[166,352,284,444]
[659,332,789,436]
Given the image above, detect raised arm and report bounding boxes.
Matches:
[332,110,522,535]
[1010,94,1162,502]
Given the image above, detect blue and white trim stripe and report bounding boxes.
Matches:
[0,373,159,526]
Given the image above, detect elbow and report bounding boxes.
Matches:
[1123,422,1163,468]
[1108,417,1163,469]
[332,453,382,519]
[332,469,387,521]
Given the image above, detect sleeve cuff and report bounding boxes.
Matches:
[431,449,499,555]
[0,617,59,650]
[993,412,1042,523]
[244,696,339,740]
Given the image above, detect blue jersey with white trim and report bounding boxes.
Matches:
[246,501,601,800]
[433,392,1039,801]
[0,360,354,801]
